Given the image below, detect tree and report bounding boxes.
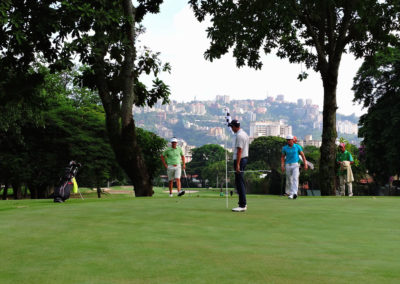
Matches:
[0,0,61,138]
[201,161,227,188]
[60,1,172,196]
[187,144,227,186]
[1,1,171,196]
[189,0,400,195]
[246,136,286,194]
[353,47,400,184]
[0,66,122,199]
[248,136,286,171]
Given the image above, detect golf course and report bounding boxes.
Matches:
[1,188,400,284]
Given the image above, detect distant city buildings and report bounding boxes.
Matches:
[266,96,274,103]
[179,140,195,163]
[215,95,230,104]
[190,103,206,115]
[157,126,173,139]
[276,94,285,102]
[246,111,257,122]
[337,120,358,135]
[132,95,360,148]
[250,121,292,138]
[297,135,322,148]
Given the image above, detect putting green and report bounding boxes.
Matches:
[0,195,399,283]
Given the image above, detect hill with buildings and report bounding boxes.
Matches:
[133,95,360,149]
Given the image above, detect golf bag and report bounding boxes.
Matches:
[54,161,81,203]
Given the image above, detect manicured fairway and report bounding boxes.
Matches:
[1,194,400,284]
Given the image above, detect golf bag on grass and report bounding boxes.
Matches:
[54,161,81,203]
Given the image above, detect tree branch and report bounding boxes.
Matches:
[121,0,137,127]
[296,3,328,73]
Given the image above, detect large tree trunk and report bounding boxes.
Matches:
[319,69,339,195]
[92,1,154,196]
[105,115,153,196]
[12,182,22,199]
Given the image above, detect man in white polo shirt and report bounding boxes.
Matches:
[229,120,249,212]
[161,137,186,197]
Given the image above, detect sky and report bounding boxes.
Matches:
[139,0,366,116]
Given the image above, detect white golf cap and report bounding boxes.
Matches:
[286,135,294,140]
[170,137,178,143]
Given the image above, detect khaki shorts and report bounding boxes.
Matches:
[167,165,181,181]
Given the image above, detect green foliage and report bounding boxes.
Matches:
[0,1,63,137]
[353,48,400,183]
[246,136,287,194]
[303,146,320,166]
[201,160,228,188]
[300,145,320,189]
[0,67,123,197]
[248,136,286,171]
[1,1,172,196]
[187,144,228,184]
[353,47,400,109]
[136,128,167,180]
[189,1,400,73]
[54,1,170,108]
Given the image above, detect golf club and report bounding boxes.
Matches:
[183,169,190,197]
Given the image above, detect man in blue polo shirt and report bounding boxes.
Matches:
[281,135,308,199]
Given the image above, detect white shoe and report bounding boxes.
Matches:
[169,194,173,197]
[232,206,247,212]
[288,195,293,199]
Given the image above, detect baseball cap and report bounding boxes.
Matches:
[229,119,240,127]
[286,135,294,140]
[170,137,178,143]
[339,143,346,148]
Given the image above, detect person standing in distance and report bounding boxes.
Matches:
[161,137,186,197]
[281,135,308,199]
[229,120,249,212]
[336,143,354,196]
[283,135,303,196]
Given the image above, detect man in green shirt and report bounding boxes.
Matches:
[336,143,354,196]
[161,137,186,197]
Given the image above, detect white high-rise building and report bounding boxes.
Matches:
[337,120,358,135]
[215,95,230,104]
[250,121,292,138]
[190,103,206,115]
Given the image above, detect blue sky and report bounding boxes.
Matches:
[139,0,365,116]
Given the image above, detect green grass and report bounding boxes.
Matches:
[1,194,400,284]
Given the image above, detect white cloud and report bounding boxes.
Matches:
[140,4,365,116]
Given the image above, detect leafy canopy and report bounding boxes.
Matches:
[189,0,400,76]
[353,47,400,182]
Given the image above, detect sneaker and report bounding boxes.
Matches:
[293,194,298,199]
[178,190,185,197]
[288,195,293,199]
[232,206,247,212]
[169,194,173,197]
